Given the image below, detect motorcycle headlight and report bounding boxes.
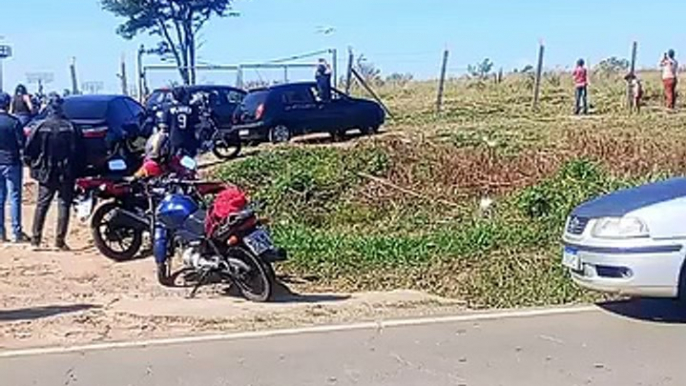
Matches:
[591,217,649,239]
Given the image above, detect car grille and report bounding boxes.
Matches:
[566,216,590,235]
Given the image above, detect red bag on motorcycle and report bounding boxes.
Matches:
[205,186,249,236]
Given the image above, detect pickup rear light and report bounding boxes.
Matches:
[82,126,108,139]
[255,103,265,120]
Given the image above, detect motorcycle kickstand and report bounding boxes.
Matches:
[188,269,212,298]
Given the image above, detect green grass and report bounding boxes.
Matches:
[215,71,686,308]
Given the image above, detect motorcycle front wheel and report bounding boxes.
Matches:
[91,202,144,262]
[226,247,273,302]
[211,133,242,160]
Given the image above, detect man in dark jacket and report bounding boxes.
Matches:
[24,94,84,251]
[0,92,28,243]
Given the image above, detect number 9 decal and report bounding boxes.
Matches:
[177,114,188,130]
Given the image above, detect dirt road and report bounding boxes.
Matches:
[0,179,465,350]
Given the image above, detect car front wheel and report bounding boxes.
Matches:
[361,124,380,136]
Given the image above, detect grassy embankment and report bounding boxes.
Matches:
[216,71,686,308]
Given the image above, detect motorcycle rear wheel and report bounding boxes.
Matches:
[228,247,273,302]
[91,202,144,262]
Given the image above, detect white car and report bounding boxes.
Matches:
[562,178,686,299]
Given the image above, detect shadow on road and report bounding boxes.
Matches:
[270,282,351,304]
[0,304,99,322]
[598,298,686,324]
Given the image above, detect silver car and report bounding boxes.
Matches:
[562,178,686,298]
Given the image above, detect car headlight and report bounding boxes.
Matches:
[591,217,649,239]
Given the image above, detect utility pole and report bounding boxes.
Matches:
[436,49,450,114]
[332,48,338,89]
[118,54,129,95]
[532,41,545,110]
[136,44,145,101]
[70,57,79,95]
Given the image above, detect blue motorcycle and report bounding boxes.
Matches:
[149,159,286,302]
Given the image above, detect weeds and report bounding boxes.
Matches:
[216,73,685,308]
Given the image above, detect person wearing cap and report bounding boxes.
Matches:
[315,58,333,102]
[24,94,85,251]
[0,92,28,243]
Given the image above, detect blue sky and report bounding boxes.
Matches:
[2,0,685,93]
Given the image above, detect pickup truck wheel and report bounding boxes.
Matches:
[269,125,292,144]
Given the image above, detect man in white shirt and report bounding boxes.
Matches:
[660,49,679,109]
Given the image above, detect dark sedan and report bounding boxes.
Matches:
[232,82,385,143]
[25,95,149,175]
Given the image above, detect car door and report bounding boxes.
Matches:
[280,86,320,134]
[314,87,353,131]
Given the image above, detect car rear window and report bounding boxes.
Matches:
[242,91,269,112]
[146,90,171,109]
[63,100,109,120]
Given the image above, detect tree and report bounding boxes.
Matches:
[356,55,383,86]
[386,72,414,87]
[595,56,630,76]
[101,0,238,85]
[467,58,494,80]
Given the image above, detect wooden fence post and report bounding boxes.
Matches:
[436,49,450,114]
[532,42,545,110]
[345,47,354,94]
[627,41,638,110]
[534,41,545,110]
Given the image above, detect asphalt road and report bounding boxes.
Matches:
[2,300,686,386]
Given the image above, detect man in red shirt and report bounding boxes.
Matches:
[573,58,589,115]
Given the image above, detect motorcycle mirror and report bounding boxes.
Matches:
[180,156,197,171]
[108,159,127,172]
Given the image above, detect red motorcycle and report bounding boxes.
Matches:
[75,175,149,261]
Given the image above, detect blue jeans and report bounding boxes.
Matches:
[575,86,588,115]
[0,164,23,239]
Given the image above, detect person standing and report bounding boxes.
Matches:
[660,49,679,109]
[573,59,589,115]
[9,84,35,127]
[24,94,84,251]
[0,93,28,243]
[160,87,200,158]
[315,58,333,102]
